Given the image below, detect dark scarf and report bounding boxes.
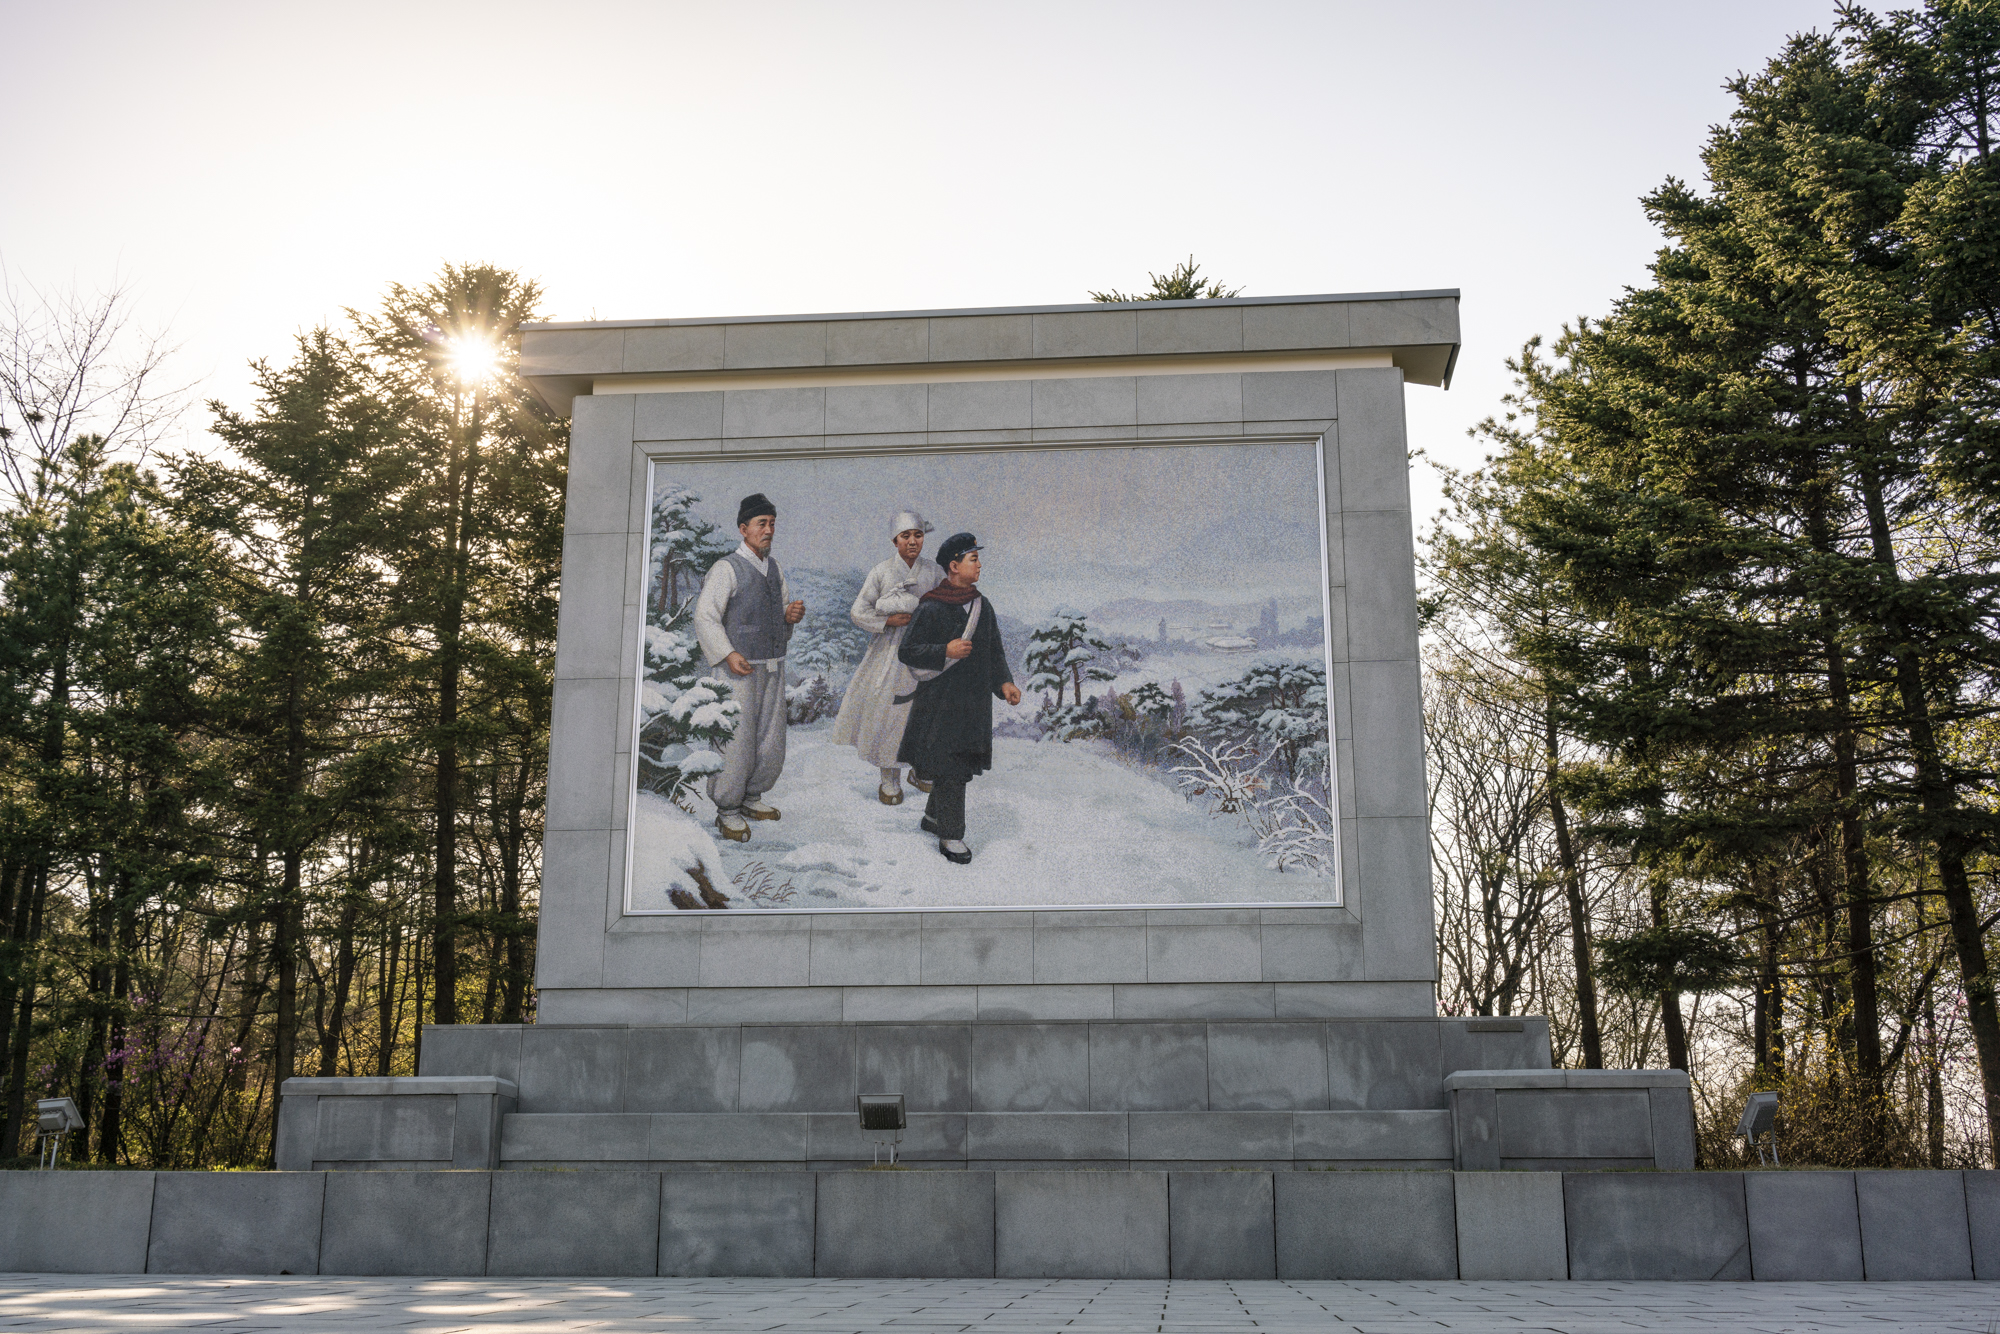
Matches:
[922,581,980,606]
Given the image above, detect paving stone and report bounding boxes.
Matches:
[4,1273,1999,1332]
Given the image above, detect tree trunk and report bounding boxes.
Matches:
[1544,690,1602,1068]
[431,393,481,1030]
[499,781,529,1023]
[1925,989,1946,1169]
[377,913,400,1077]
[77,858,111,1150]
[1650,875,1690,1073]
[1825,634,1886,1149]
[100,891,134,1162]
[1805,835,1854,1055]
[2,871,50,1156]
[270,849,302,1164]
[1755,885,1784,1079]
[1854,451,2000,1159]
[433,646,460,1027]
[0,860,20,1109]
[318,893,358,1078]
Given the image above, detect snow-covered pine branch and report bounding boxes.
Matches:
[1188,659,1329,784]
[637,616,740,809]
[649,485,732,619]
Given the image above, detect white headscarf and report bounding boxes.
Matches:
[891,509,934,539]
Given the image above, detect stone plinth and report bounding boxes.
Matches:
[392,1015,1551,1170]
[275,1075,518,1172]
[1445,1068,1694,1171]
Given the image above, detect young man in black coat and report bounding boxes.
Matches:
[896,532,1023,863]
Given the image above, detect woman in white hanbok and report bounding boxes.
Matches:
[830,510,944,804]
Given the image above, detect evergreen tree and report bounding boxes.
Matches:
[351,265,563,1028]
[183,328,405,1152]
[1189,659,1328,786]
[1025,611,1116,710]
[1089,257,1243,303]
[1439,9,2000,1149]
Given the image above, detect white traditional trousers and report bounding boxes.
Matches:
[707,665,788,814]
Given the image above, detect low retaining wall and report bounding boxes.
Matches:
[3,1168,1995,1280]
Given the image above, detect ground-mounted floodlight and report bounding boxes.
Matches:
[1737,1090,1780,1165]
[34,1098,83,1170]
[857,1093,906,1165]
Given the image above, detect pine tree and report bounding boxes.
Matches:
[1189,660,1328,786]
[352,265,563,1028]
[1089,257,1244,303]
[1442,12,2000,1145]
[185,328,405,1151]
[1025,612,1116,710]
[649,484,731,619]
[637,623,739,808]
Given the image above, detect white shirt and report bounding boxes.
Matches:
[693,542,794,671]
[850,554,944,634]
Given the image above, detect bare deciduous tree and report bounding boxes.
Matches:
[0,273,186,508]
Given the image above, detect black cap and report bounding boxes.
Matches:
[937,532,982,568]
[736,493,776,526]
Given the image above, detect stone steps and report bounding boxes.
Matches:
[495,1108,1453,1167]
[417,1016,1554,1117]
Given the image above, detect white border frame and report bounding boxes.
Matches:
[620,434,1344,914]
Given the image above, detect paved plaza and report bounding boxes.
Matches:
[0,1275,1993,1334]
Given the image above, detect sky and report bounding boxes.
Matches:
[2,0,1840,525]
[658,440,1327,622]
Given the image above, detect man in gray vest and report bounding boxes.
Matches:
[692,493,806,842]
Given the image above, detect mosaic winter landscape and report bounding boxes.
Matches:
[628,440,1339,911]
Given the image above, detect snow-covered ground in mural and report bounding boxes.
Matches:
[629,724,1336,911]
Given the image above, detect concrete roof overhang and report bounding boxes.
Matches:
[516,289,1460,416]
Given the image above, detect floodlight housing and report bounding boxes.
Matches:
[1737,1091,1778,1139]
[33,1097,83,1170]
[35,1098,82,1134]
[857,1093,906,1132]
[857,1093,907,1164]
[1737,1090,1780,1165]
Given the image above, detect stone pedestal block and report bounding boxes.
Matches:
[319,1172,493,1276]
[1564,1172,1749,1281]
[278,1076,518,1171]
[1967,1170,2000,1280]
[486,1171,660,1276]
[660,1172,815,1277]
[1856,1170,1973,1280]
[815,1171,995,1277]
[1445,1069,1690,1171]
[0,1171,155,1273]
[995,1172,1168,1278]
[146,1172,326,1275]
[1453,1171,1566,1279]
[1169,1172,1275,1278]
[1274,1170,1456,1279]
[1744,1171,1862,1281]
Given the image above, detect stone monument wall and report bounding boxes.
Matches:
[520,292,1457,1025]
